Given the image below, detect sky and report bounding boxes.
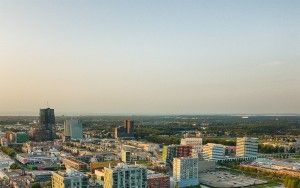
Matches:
[0,0,299,115]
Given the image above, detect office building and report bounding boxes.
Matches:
[115,119,135,139]
[124,120,134,135]
[236,137,258,157]
[104,163,147,188]
[52,170,89,188]
[32,108,55,141]
[40,108,55,131]
[202,143,225,161]
[64,119,83,140]
[173,157,199,187]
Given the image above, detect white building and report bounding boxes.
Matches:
[236,137,258,157]
[173,157,199,187]
[64,120,83,140]
[104,163,147,188]
[180,132,202,157]
[202,143,225,161]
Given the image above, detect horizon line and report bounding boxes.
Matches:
[0,112,300,117]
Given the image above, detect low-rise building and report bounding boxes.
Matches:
[0,138,8,147]
[147,173,170,188]
[30,171,53,182]
[16,153,58,165]
[63,157,88,172]
[52,170,89,188]
[0,152,14,170]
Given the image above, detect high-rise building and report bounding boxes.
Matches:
[173,157,199,187]
[202,143,225,161]
[40,108,55,130]
[115,119,135,139]
[64,120,83,140]
[38,108,55,141]
[162,145,192,171]
[236,137,258,157]
[124,120,134,135]
[121,149,131,163]
[52,170,89,188]
[180,131,202,157]
[104,163,147,188]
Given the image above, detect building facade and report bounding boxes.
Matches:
[124,120,134,135]
[115,120,135,139]
[173,157,199,187]
[104,164,147,188]
[202,143,225,161]
[180,132,202,157]
[52,170,89,188]
[162,145,192,169]
[63,157,88,172]
[64,120,83,140]
[147,173,170,188]
[32,108,55,141]
[121,149,131,163]
[40,108,55,132]
[236,137,258,157]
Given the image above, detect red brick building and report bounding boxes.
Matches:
[147,174,170,188]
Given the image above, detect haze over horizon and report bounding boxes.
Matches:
[0,1,299,115]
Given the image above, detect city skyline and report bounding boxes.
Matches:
[0,1,299,115]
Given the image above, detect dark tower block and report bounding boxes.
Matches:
[124,120,134,136]
[39,108,55,140]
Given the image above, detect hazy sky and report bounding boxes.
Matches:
[0,1,299,115]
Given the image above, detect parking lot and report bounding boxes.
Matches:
[199,171,267,188]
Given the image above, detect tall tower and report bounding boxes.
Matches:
[124,120,134,135]
[39,108,55,140]
[64,119,83,140]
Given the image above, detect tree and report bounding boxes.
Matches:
[31,183,42,188]
[10,163,20,169]
[1,146,16,157]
